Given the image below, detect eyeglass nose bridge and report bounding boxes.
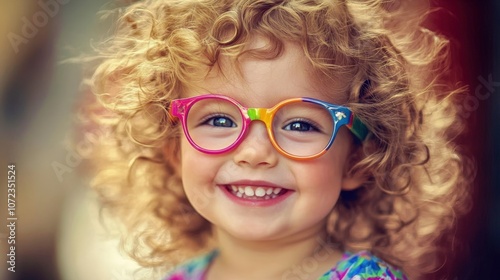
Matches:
[246,107,272,122]
[243,107,275,140]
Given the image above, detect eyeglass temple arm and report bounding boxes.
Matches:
[347,115,369,141]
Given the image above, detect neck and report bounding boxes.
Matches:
[206,225,342,280]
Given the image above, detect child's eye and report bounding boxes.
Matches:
[282,120,319,132]
[202,115,236,128]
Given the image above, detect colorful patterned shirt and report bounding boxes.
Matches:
[163,250,408,280]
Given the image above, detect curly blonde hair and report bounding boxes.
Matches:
[79,0,472,278]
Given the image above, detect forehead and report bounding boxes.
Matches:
[185,38,350,106]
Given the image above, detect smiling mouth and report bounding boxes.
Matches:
[225,185,288,200]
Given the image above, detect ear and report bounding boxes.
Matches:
[341,170,367,191]
[341,143,369,191]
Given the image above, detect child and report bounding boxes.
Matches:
[80,0,471,279]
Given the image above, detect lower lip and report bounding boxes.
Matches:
[219,186,293,207]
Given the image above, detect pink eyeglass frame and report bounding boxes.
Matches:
[169,94,368,160]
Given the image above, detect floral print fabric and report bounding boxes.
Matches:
[164,250,408,280]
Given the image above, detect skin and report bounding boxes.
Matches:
[179,39,362,280]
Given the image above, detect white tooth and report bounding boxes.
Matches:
[255,187,266,197]
[244,186,255,196]
[231,186,238,192]
[236,192,243,197]
[271,194,277,199]
[273,187,282,194]
[266,188,273,195]
[238,187,244,193]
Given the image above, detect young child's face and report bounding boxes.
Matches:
[179,39,354,242]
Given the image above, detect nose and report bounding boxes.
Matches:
[232,121,279,168]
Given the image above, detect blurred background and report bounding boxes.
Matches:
[0,1,143,280]
[0,1,498,280]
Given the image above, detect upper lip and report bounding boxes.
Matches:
[219,180,290,190]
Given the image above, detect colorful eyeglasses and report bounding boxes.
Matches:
[169,94,368,160]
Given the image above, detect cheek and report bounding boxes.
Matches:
[293,141,351,207]
[181,138,206,186]
[299,154,346,187]
[288,159,344,229]
[298,162,344,205]
[180,137,219,211]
